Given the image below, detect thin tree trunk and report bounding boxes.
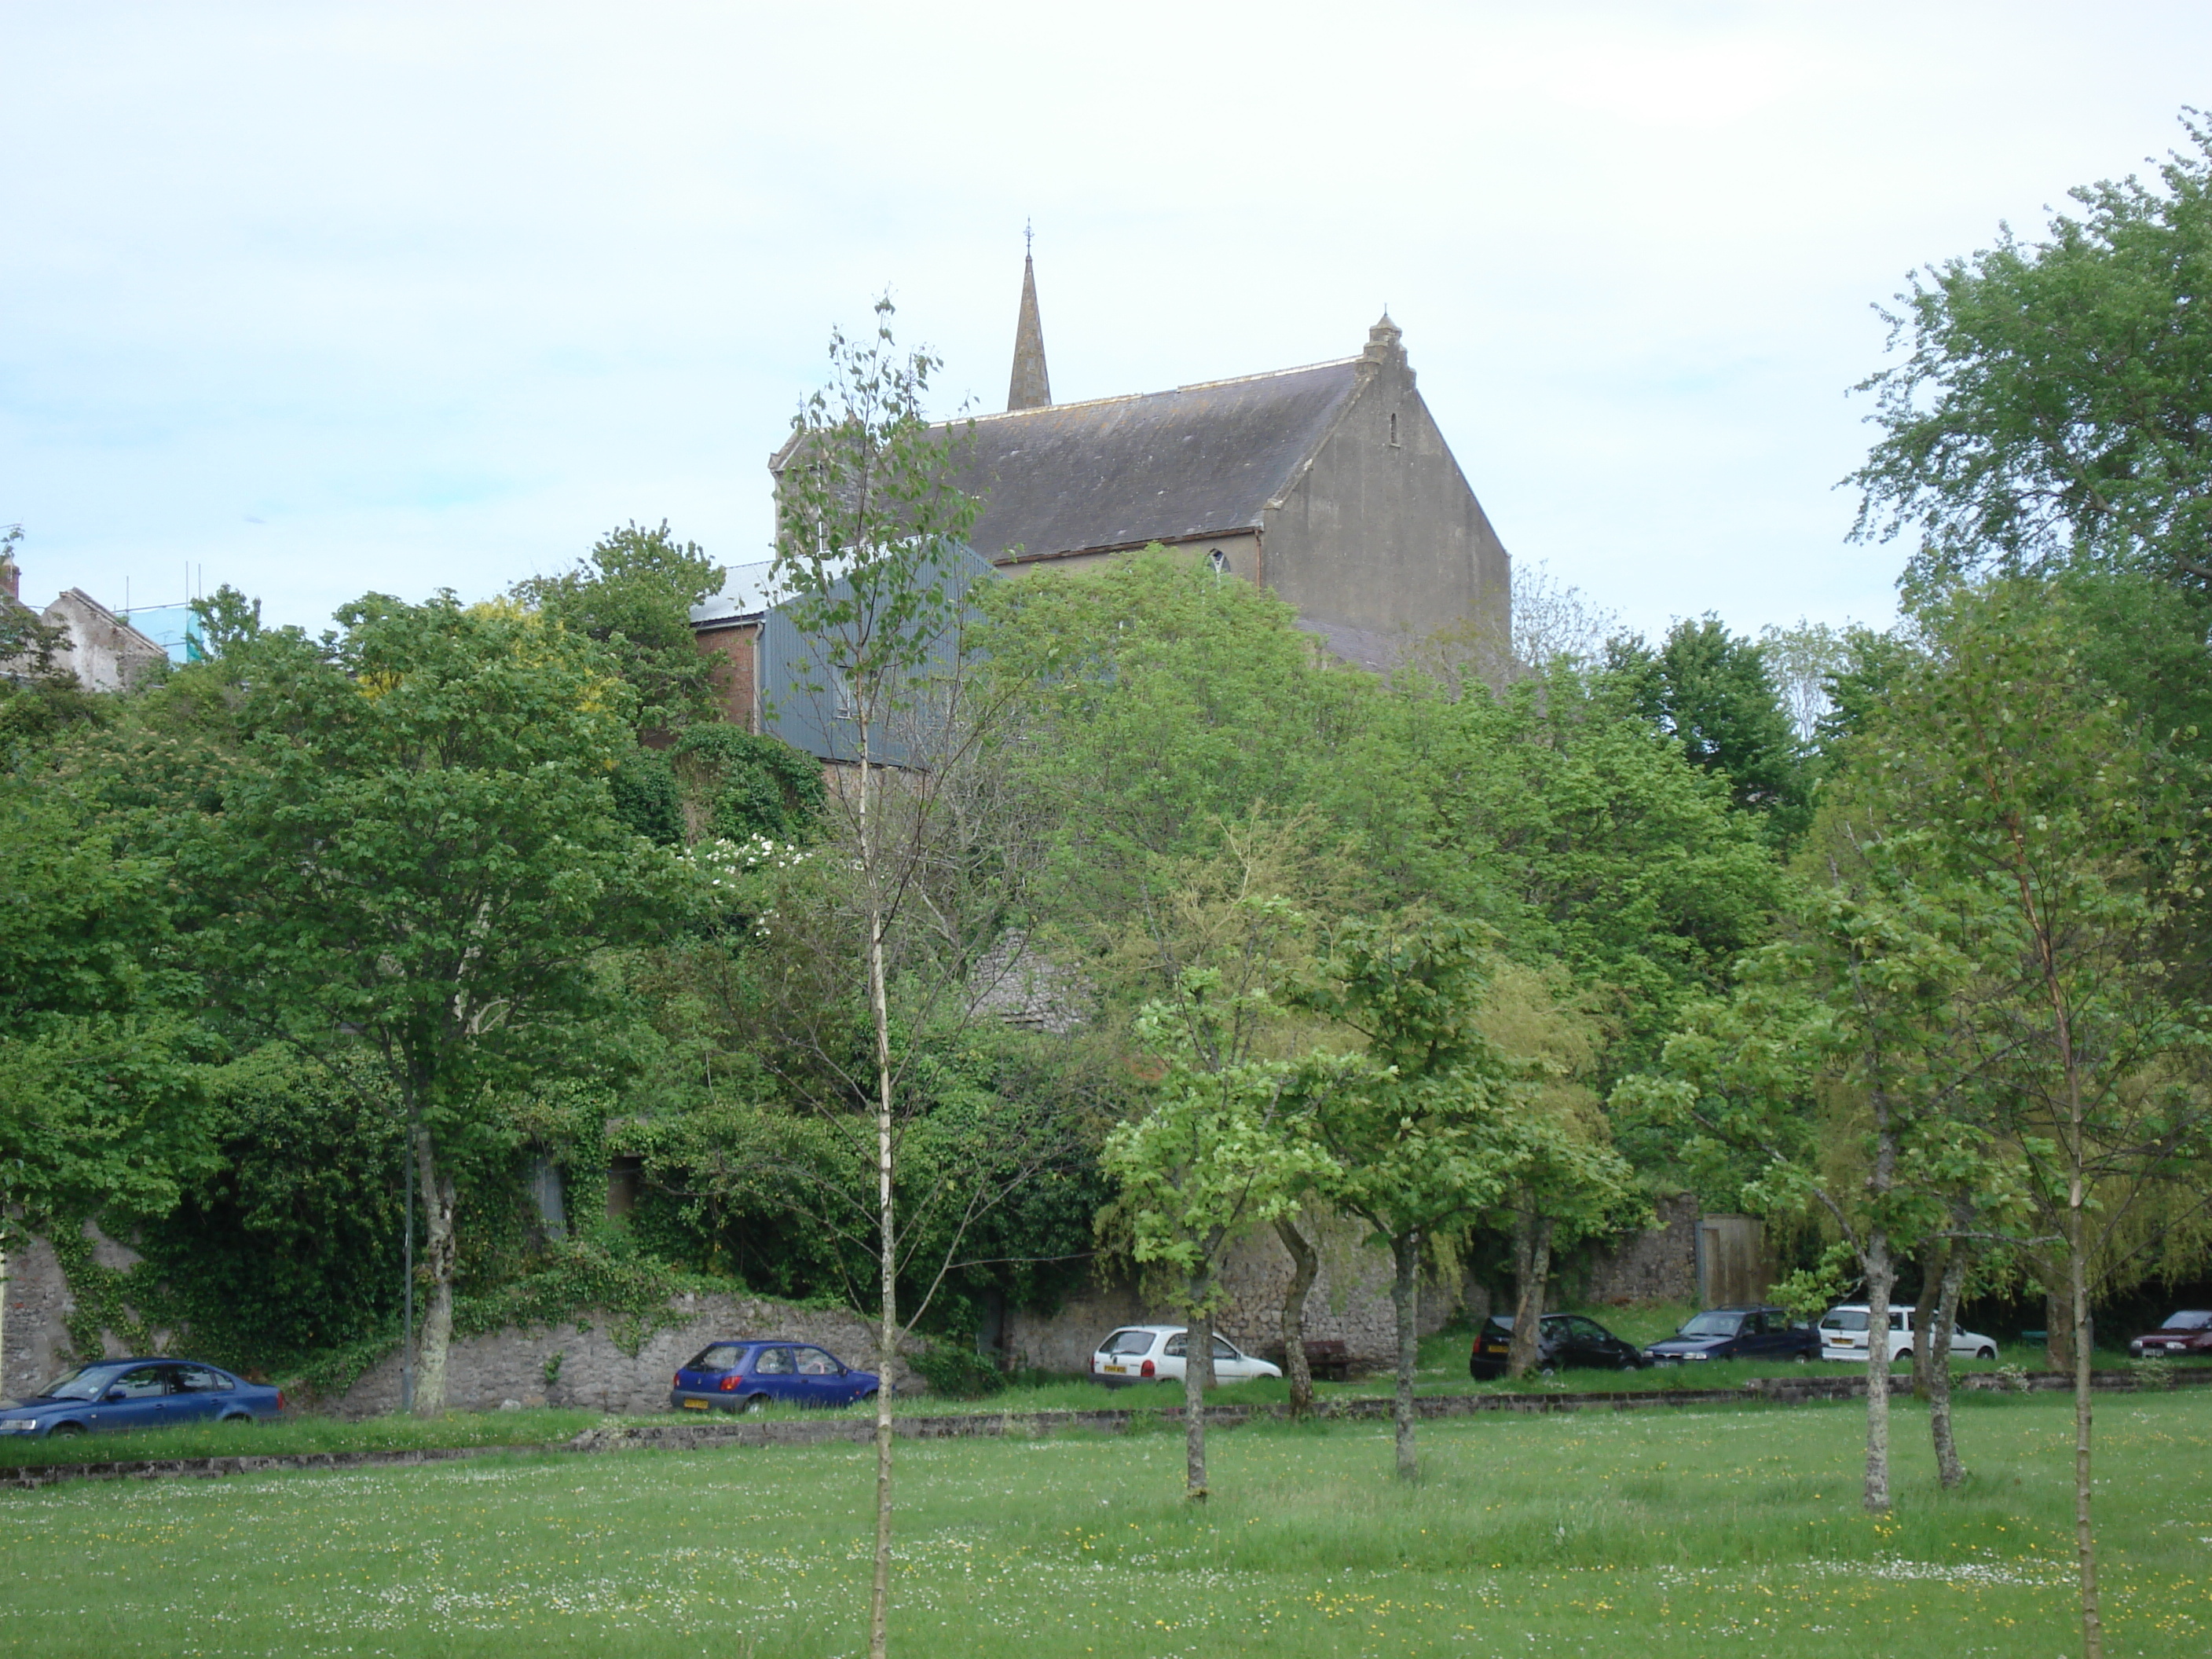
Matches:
[1390,1230,1421,1481]
[1505,1206,1552,1380]
[411,1125,457,1417]
[1910,1240,1946,1399]
[1862,1231,1894,1513]
[860,738,898,1659]
[1273,1214,1319,1419]
[2045,1285,2074,1375]
[1928,1240,1968,1489]
[2069,1208,2103,1659]
[1184,1274,1214,1501]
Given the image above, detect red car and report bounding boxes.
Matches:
[2128,1310,2212,1359]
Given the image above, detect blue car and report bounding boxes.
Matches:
[669,1340,879,1413]
[0,1358,285,1439]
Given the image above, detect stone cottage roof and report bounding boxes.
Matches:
[947,357,1364,563]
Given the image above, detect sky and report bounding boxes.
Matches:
[3,2,2208,641]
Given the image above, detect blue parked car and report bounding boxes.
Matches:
[670,1341,879,1412]
[0,1358,285,1439]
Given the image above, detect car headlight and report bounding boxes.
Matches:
[0,1419,39,1434]
[1685,1352,1709,1361]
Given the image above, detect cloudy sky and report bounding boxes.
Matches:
[4,2,2207,639]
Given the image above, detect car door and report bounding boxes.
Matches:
[90,1364,172,1434]
[1584,1317,1636,1367]
[1561,1317,1613,1368]
[1737,1311,1776,1359]
[1211,1336,1258,1382]
[749,1345,800,1404]
[793,1347,845,1407]
[165,1364,229,1425]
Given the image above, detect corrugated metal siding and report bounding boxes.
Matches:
[757,541,998,765]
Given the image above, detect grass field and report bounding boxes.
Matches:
[4,1388,2206,1657]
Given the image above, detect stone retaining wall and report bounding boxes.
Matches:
[1005,1211,1469,1375]
[331,1294,926,1418]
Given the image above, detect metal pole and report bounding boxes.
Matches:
[401,1120,415,1415]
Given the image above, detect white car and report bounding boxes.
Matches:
[1090,1325,1283,1388]
[1818,1305,1999,1363]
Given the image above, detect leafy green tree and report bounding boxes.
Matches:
[1606,616,1807,838]
[1104,975,1330,1500]
[176,593,687,1414]
[514,521,724,732]
[1298,917,1526,1480]
[1473,962,1642,1379]
[1848,580,2212,1657]
[1617,867,2001,1513]
[1419,672,1783,1084]
[0,782,218,1378]
[1851,115,2212,594]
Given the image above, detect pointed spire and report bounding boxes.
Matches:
[1006,228,1051,411]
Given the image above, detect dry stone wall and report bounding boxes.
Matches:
[1005,1211,1468,1375]
[1582,1193,1698,1305]
[332,1294,922,1418]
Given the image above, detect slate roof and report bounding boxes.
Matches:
[950,358,1363,562]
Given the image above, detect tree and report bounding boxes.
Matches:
[1617,850,2012,1514]
[514,521,725,734]
[1474,963,1641,1380]
[1103,975,1328,1500]
[1850,114,2212,595]
[1851,580,2212,1658]
[1298,917,1526,1480]
[0,780,219,1385]
[176,594,685,1414]
[1606,615,1807,839]
[769,295,997,1659]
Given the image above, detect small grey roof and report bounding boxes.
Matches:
[952,358,1362,562]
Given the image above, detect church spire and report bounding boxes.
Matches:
[1006,226,1051,411]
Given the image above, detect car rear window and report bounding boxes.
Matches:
[687,1344,749,1372]
[1822,1310,1869,1331]
[1101,1330,1155,1356]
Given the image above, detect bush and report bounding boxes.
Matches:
[910,1341,1008,1400]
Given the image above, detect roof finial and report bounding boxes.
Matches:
[1007,230,1051,411]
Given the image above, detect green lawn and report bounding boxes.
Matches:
[4,1389,2206,1657]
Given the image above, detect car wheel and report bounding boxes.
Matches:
[218,1412,255,1425]
[1979,1346,1997,1361]
[1793,1353,1810,1364]
[50,1422,86,1437]
[1538,1364,1557,1379]
[858,1390,878,1406]
[1615,1354,1639,1372]
[742,1394,770,1415]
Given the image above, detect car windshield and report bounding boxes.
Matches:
[2161,1311,2212,1331]
[1102,1330,1156,1356]
[1823,1310,1870,1332]
[33,1366,115,1401]
[1677,1313,1742,1338]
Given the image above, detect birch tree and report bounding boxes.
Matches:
[768,296,992,1659]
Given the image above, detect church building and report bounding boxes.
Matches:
[945,253,1510,669]
[692,254,1512,730]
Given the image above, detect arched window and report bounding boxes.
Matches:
[1207,547,1228,577]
